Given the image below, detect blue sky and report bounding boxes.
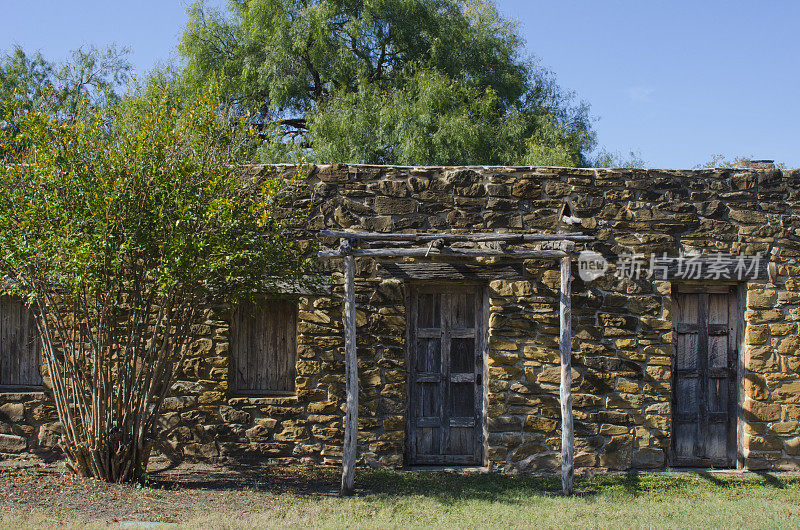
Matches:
[2,0,798,168]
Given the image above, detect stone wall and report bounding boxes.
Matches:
[2,164,799,472]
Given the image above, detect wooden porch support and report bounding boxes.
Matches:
[340,239,358,496]
[559,251,574,495]
[315,230,587,497]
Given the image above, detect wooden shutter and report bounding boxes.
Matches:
[231,299,297,395]
[673,287,738,467]
[0,296,42,389]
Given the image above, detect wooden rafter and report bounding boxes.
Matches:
[320,229,593,243]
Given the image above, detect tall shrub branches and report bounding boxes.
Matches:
[0,81,311,482]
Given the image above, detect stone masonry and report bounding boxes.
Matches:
[1,164,799,473]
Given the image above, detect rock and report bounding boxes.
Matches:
[0,403,24,423]
[220,407,251,425]
[633,448,665,468]
[747,289,777,309]
[488,416,523,432]
[743,400,782,422]
[599,435,633,470]
[37,425,62,448]
[524,416,558,434]
[372,196,417,215]
[0,434,27,453]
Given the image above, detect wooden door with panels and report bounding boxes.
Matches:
[672,285,739,467]
[407,285,486,465]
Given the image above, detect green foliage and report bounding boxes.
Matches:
[694,155,785,170]
[0,80,309,304]
[0,79,312,482]
[179,0,595,166]
[0,44,131,121]
[591,149,648,169]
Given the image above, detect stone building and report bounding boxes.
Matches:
[1,163,799,473]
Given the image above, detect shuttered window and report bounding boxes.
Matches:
[231,299,297,395]
[0,297,42,389]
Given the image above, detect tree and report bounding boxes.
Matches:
[0,44,131,120]
[179,0,595,166]
[694,155,784,170]
[0,80,310,482]
[591,149,647,169]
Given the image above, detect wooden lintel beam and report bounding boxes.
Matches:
[318,247,569,260]
[376,262,526,280]
[319,229,593,243]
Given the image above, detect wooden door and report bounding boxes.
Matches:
[407,285,485,465]
[673,287,739,467]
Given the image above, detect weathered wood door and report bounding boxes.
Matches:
[407,285,485,465]
[673,287,739,467]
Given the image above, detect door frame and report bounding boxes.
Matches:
[404,281,489,466]
[668,282,744,468]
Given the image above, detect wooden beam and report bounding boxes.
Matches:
[376,262,526,280]
[559,253,574,496]
[319,229,593,242]
[318,247,568,260]
[340,239,358,496]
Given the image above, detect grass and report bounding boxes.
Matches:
[2,468,800,528]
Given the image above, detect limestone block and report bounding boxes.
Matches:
[746,310,784,324]
[777,335,800,355]
[615,378,639,393]
[37,424,61,448]
[745,325,770,345]
[747,346,780,372]
[644,414,669,430]
[645,365,670,382]
[786,436,800,455]
[746,435,783,452]
[770,421,800,436]
[523,416,558,434]
[748,289,777,310]
[606,393,645,409]
[198,392,225,404]
[632,448,665,468]
[509,442,549,463]
[537,366,578,385]
[744,373,770,400]
[162,396,197,412]
[743,399,782,422]
[0,403,24,423]
[574,452,598,468]
[220,407,251,425]
[773,380,800,403]
[599,434,633,470]
[488,416,523,432]
[599,424,628,436]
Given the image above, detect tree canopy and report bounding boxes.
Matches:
[0,44,131,121]
[179,0,595,166]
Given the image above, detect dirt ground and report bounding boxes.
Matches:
[0,456,343,526]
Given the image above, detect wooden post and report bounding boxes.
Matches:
[559,253,574,495]
[340,239,358,496]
